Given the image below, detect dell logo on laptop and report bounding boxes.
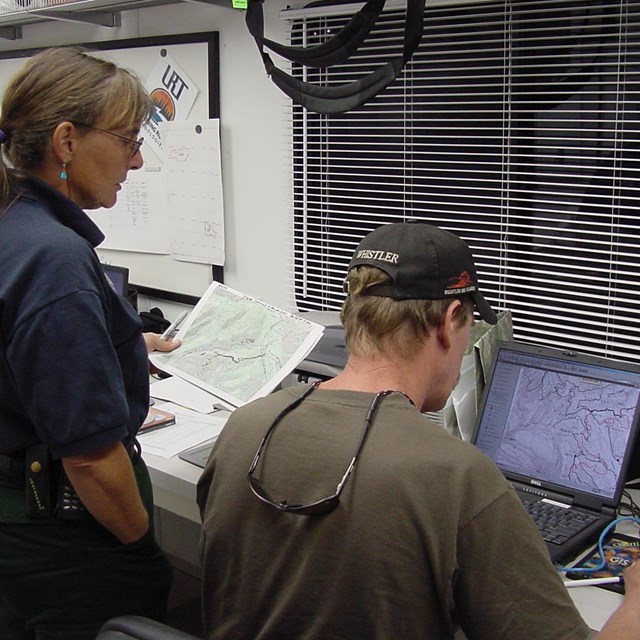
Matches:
[530,479,542,487]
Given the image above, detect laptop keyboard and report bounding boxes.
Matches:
[521,499,599,545]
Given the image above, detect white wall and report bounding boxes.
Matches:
[0,0,296,311]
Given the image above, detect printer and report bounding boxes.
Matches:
[285,311,347,385]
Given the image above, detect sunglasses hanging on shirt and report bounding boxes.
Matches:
[247,382,393,516]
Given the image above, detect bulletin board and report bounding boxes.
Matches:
[0,31,221,305]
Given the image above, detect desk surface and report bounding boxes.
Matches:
[565,509,640,631]
[568,587,622,632]
[143,443,639,632]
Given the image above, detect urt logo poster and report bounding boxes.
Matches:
[143,53,199,160]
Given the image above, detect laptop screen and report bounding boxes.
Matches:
[473,342,640,503]
[102,264,129,297]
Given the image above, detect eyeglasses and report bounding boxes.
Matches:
[247,382,392,516]
[72,123,144,158]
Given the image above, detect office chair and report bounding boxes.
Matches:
[96,615,204,640]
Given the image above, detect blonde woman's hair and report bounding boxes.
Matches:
[341,265,474,359]
[0,46,153,209]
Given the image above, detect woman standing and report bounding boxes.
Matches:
[0,47,179,639]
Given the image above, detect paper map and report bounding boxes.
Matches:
[151,282,324,407]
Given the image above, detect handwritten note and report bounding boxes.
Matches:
[90,167,171,254]
[162,120,225,265]
[87,118,225,267]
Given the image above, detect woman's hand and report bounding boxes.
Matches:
[143,332,181,354]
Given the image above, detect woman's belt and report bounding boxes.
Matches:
[0,440,141,519]
[0,439,140,477]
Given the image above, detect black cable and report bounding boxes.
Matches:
[619,490,640,519]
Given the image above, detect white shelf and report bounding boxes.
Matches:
[0,0,231,39]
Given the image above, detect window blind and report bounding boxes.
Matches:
[287,0,640,363]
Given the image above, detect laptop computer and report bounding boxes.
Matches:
[102,264,129,297]
[471,341,640,563]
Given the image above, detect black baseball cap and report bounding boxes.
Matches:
[347,222,498,324]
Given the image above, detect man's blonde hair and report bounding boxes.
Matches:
[341,265,474,359]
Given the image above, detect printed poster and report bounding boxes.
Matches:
[143,53,199,161]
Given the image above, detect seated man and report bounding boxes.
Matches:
[197,221,640,640]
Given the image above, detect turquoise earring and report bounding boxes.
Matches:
[60,163,68,180]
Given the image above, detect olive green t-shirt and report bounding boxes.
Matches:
[198,386,590,640]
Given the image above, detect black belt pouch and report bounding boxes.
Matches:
[25,444,54,517]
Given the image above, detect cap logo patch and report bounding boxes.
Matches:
[356,249,399,264]
[447,271,474,290]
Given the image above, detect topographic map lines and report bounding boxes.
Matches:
[497,368,640,497]
[152,283,324,407]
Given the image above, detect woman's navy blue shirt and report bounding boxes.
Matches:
[0,176,149,458]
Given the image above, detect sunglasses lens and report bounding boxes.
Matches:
[293,496,340,516]
[249,475,340,516]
